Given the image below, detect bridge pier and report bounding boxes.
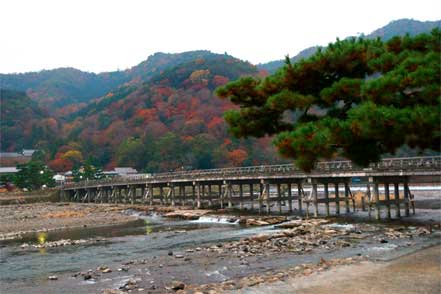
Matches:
[394,183,400,218]
[324,183,330,216]
[312,181,318,217]
[344,182,350,214]
[227,182,233,208]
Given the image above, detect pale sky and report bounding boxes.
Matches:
[1,0,440,74]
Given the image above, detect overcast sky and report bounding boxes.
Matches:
[1,0,439,74]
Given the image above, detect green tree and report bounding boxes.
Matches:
[14,160,55,190]
[72,161,104,182]
[116,137,151,170]
[217,30,441,171]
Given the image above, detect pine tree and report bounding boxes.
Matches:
[216,30,441,171]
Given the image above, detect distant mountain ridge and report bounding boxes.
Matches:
[0,50,223,110]
[257,18,441,73]
[1,19,438,109]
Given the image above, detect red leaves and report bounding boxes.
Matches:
[212,75,230,87]
[48,158,73,172]
[227,148,248,166]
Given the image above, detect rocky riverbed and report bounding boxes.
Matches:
[0,203,139,241]
[0,201,440,294]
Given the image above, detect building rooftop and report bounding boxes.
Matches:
[0,167,19,174]
[114,167,138,175]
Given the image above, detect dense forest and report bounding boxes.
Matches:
[0,19,439,173]
[0,89,57,151]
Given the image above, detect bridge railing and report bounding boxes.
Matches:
[63,156,441,189]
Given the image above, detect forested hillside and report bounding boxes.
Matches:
[0,68,128,109]
[258,18,441,73]
[0,51,230,111]
[46,53,282,172]
[0,89,58,151]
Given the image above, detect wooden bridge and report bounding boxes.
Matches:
[61,156,441,220]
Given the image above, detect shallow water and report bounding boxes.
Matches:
[0,213,276,283]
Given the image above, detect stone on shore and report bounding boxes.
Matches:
[164,210,211,220]
[171,280,186,291]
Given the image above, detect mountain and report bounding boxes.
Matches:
[0,68,129,109]
[0,51,228,111]
[55,53,284,172]
[0,89,57,151]
[257,46,319,74]
[258,18,441,73]
[367,18,441,40]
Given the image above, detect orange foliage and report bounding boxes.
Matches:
[136,108,158,121]
[48,158,73,172]
[212,75,229,87]
[155,87,174,97]
[207,116,224,129]
[223,138,232,146]
[227,148,248,166]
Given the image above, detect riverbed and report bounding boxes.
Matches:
[1,205,440,294]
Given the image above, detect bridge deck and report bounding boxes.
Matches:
[61,156,441,221]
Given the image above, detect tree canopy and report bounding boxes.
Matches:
[14,160,55,190]
[216,30,441,171]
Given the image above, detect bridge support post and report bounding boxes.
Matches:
[117,187,122,203]
[122,187,126,203]
[239,184,244,210]
[385,183,391,219]
[287,183,292,213]
[265,183,271,214]
[374,183,380,220]
[208,185,213,207]
[344,182,350,214]
[218,184,223,209]
[366,184,371,217]
[277,183,282,214]
[227,182,233,208]
[249,184,254,211]
[201,184,205,208]
[259,183,264,214]
[191,184,196,209]
[96,188,102,203]
[334,183,340,215]
[195,182,201,209]
[170,184,175,206]
[109,187,114,203]
[140,186,145,204]
[149,185,154,206]
[130,186,135,205]
[178,186,183,206]
[394,183,401,218]
[159,186,164,206]
[297,183,303,215]
[87,189,92,203]
[404,181,410,216]
[324,183,330,216]
[312,181,318,217]
[141,185,147,204]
